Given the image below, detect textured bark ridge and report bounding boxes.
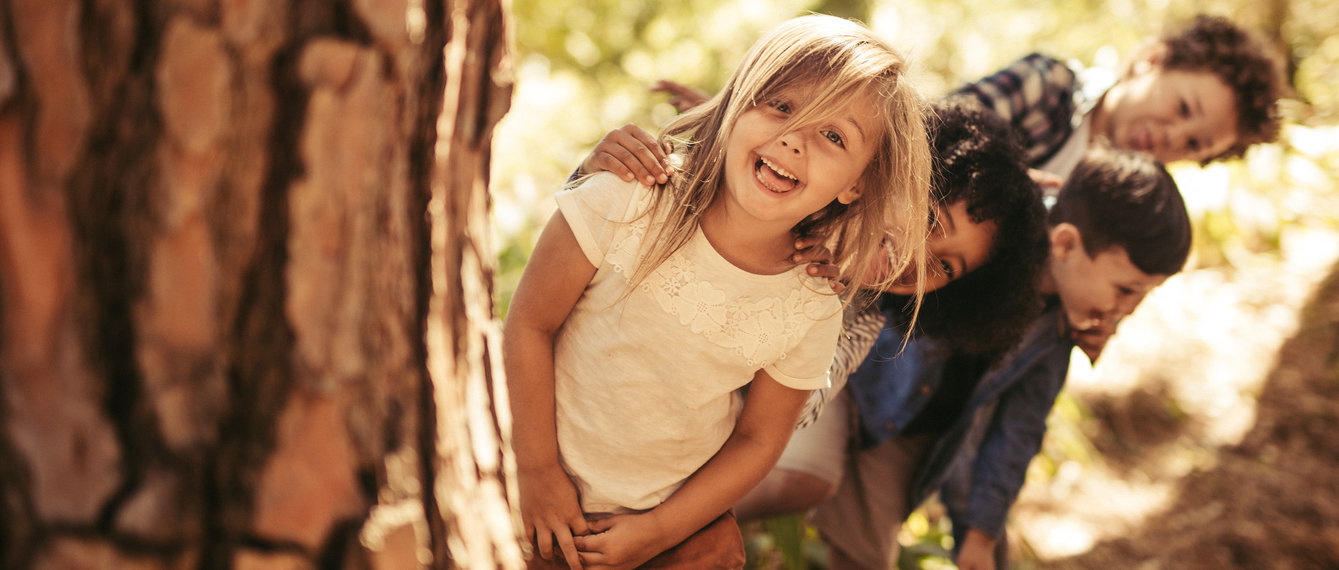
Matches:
[0,0,518,568]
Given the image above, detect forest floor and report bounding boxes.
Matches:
[1011,226,1339,569]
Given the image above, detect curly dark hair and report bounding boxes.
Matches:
[885,99,1049,356]
[1160,14,1286,162]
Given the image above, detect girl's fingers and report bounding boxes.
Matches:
[534,527,555,560]
[574,535,608,569]
[569,514,592,537]
[586,517,613,533]
[555,529,584,570]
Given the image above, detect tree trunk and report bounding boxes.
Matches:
[0,0,518,568]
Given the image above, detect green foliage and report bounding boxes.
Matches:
[762,515,807,569]
[897,504,957,568]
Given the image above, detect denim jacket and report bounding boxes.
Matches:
[846,300,1073,539]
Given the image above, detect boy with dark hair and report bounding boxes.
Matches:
[813,147,1192,570]
[958,13,1285,179]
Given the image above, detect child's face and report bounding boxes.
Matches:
[1047,224,1167,333]
[1099,65,1239,164]
[720,89,882,229]
[879,199,997,295]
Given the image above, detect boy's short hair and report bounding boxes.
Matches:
[891,99,1048,356]
[1160,14,1285,162]
[1050,148,1191,276]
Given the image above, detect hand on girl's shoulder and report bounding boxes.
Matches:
[579,123,673,187]
[792,235,844,294]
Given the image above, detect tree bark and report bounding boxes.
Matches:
[0,0,518,568]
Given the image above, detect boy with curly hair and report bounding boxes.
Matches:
[958,13,1286,180]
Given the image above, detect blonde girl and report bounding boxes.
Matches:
[503,14,931,569]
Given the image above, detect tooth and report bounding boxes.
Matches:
[760,157,797,180]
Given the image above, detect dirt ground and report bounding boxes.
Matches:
[1011,232,1339,569]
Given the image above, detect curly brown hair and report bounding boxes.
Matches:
[1160,14,1286,162]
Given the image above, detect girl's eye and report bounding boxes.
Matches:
[770,100,792,114]
[823,130,846,148]
[940,259,956,280]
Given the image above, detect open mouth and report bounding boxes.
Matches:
[1074,312,1105,331]
[755,156,798,193]
[1133,127,1154,152]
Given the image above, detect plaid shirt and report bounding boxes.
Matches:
[953,53,1085,167]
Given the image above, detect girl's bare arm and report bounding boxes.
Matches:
[503,210,599,569]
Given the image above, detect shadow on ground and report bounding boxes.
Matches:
[1047,258,1339,569]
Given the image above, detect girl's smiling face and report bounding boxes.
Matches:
[718,88,882,231]
[877,199,998,295]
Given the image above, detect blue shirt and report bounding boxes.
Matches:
[846,300,1074,538]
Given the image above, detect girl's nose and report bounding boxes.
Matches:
[779,135,802,154]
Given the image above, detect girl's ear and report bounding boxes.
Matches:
[836,184,862,205]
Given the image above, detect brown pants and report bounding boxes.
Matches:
[526,511,745,569]
[811,434,932,569]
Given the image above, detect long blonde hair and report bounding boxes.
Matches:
[632,14,931,312]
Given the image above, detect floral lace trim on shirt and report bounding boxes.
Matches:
[605,209,831,368]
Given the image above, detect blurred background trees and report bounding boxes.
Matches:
[494,0,1338,312]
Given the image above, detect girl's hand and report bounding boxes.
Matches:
[519,464,590,569]
[579,124,671,187]
[651,79,711,112]
[574,512,669,570]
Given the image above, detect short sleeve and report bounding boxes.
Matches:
[794,303,887,428]
[764,296,843,391]
[554,173,646,267]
